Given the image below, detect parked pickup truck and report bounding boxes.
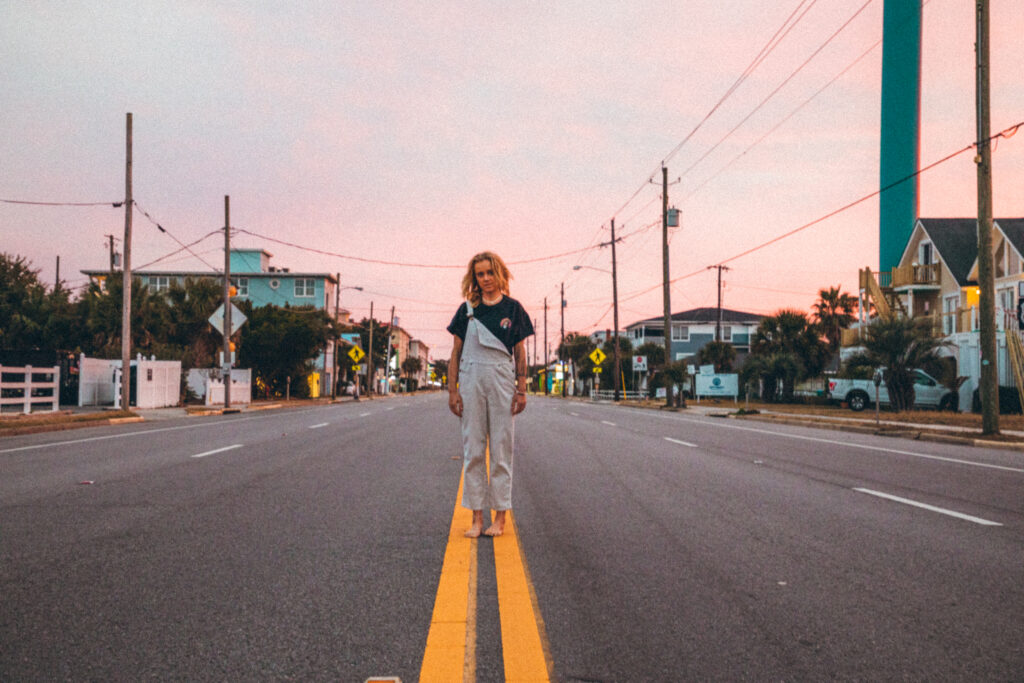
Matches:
[827,369,958,411]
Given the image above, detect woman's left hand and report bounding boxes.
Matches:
[511,392,527,415]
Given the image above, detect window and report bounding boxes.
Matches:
[231,277,249,297]
[295,278,315,297]
[722,326,732,342]
[150,276,170,292]
[998,287,1014,330]
[943,295,959,335]
[919,241,933,265]
[672,325,689,341]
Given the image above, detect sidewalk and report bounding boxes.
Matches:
[567,394,1024,451]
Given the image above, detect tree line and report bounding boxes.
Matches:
[0,252,368,400]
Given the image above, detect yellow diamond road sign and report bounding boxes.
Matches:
[589,348,607,365]
[348,345,366,363]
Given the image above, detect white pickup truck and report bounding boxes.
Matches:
[827,369,957,411]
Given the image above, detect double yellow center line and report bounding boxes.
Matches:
[419,467,553,682]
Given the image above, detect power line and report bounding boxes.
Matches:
[132,202,222,272]
[678,0,873,185]
[0,198,123,207]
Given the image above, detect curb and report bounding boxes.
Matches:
[0,414,144,438]
[731,413,1024,450]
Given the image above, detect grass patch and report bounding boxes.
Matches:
[0,410,137,434]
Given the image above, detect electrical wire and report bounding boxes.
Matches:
[678,0,873,185]
[132,202,222,272]
[0,198,123,207]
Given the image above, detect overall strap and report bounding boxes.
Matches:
[465,301,474,319]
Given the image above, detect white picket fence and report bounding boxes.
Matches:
[0,365,60,414]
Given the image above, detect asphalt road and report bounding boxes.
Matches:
[3,394,1023,681]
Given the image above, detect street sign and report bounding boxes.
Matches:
[589,348,607,365]
[208,303,247,336]
[633,355,647,372]
[352,364,362,372]
[593,367,602,373]
[348,345,366,363]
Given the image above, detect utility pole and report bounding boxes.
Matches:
[543,297,549,394]
[107,235,116,274]
[709,264,731,342]
[333,273,340,398]
[120,112,133,413]
[533,317,538,367]
[55,256,60,291]
[611,218,622,402]
[385,305,396,394]
[976,0,999,434]
[367,301,375,396]
[661,165,673,407]
[223,195,232,409]
[560,282,566,397]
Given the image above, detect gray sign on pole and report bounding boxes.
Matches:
[209,303,247,336]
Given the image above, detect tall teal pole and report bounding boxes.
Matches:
[879,0,922,273]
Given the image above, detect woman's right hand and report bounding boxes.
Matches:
[448,391,463,417]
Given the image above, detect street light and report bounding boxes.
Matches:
[574,230,622,402]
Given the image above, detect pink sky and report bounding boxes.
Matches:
[3,1,1023,361]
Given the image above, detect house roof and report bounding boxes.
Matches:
[996,218,1024,260]
[916,218,980,286]
[627,307,762,328]
[81,269,337,282]
[913,218,1024,287]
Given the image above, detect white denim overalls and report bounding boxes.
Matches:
[459,301,516,511]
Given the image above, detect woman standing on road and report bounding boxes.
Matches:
[447,251,534,537]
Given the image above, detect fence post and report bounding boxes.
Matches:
[24,365,33,414]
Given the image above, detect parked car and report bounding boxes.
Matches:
[827,368,957,411]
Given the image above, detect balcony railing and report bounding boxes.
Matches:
[891,263,940,288]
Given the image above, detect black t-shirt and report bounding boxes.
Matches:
[447,295,534,354]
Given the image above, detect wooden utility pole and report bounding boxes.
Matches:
[223,195,232,409]
[367,301,375,395]
[333,273,340,398]
[120,113,133,413]
[976,0,999,434]
[661,166,673,407]
[543,297,549,394]
[611,218,622,402]
[55,256,60,290]
[709,264,731,341]
[560,282,566,397]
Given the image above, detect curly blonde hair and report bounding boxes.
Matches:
[461,251,511,306]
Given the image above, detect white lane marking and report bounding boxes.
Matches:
[359,412,371,417]
[853,488,1003,526]
[191,444,243,459]
[626,412,1024,474]
[570,412,579,416]
[665,437,698,447]
[601,420,617,426]
[386,407,395,411]
[309,423,329,429]
[0,404,349,455]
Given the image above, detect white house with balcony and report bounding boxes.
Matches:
[850,217,1024,409]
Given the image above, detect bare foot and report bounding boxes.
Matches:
[484,511,506,537]
[464,510,484,538]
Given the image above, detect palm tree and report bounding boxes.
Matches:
[696,340,736,373]
[853,316,950,411]
[813,286,858,355]
[749,309,828,398]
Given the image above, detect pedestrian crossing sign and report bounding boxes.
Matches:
[348,345,366,363]
[589,348,607,365]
